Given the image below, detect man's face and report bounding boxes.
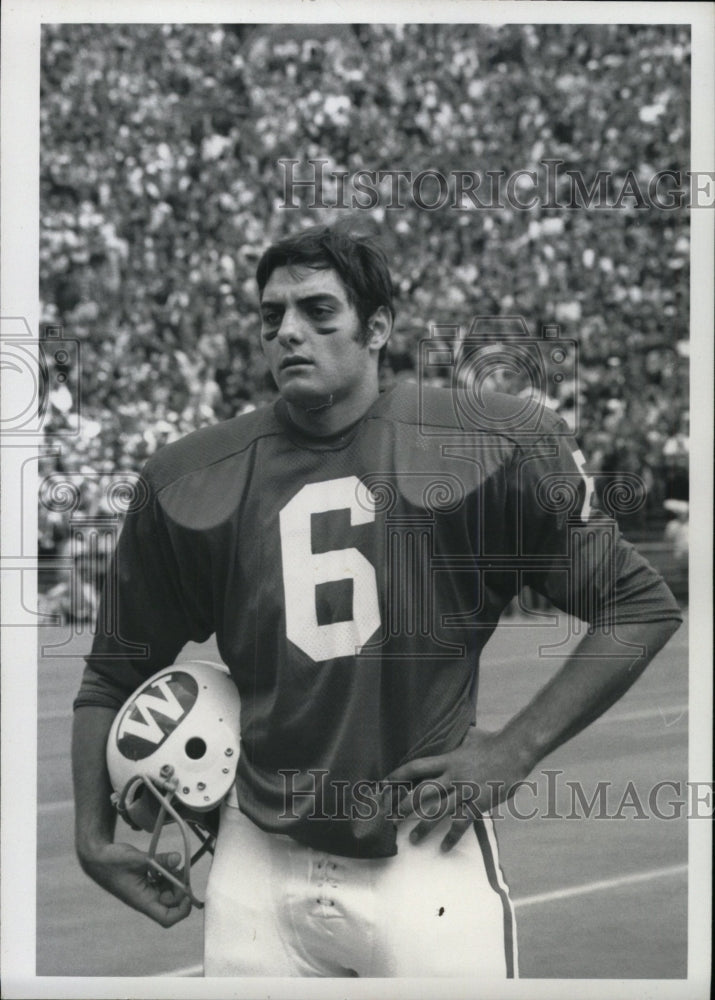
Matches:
[260,265,376,412]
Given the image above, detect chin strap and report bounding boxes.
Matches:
[185,821,216,865]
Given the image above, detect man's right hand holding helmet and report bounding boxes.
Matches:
[72,661,240,926]
[72,705,193,927]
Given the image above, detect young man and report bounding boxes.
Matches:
[73,225,682,978]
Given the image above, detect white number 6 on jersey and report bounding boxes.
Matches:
[279,477,380,662]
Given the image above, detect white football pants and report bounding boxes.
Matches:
[203,801,518,978]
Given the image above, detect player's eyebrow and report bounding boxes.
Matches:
[260,293,343,310]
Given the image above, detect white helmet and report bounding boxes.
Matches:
[106,660,240,907]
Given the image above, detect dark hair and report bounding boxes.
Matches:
[255,224,395,344]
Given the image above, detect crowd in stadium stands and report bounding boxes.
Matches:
[38,22,690,620]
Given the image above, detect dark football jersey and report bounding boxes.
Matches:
[76,384,682,857]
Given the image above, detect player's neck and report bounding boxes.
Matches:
[284,383,380,437]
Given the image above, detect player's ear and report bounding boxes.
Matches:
[366,306,392,352]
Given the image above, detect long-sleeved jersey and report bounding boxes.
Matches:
[75,383,682,857]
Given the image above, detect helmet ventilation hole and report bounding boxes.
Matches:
[185,737,207,759]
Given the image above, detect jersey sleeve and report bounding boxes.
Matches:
[73,468,214,712]
[508,419,683,627]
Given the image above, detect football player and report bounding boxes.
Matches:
[73,224,682,977]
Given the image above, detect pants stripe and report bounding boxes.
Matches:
[473,816,517,978]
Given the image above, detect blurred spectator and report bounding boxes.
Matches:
[663,499,689,565]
